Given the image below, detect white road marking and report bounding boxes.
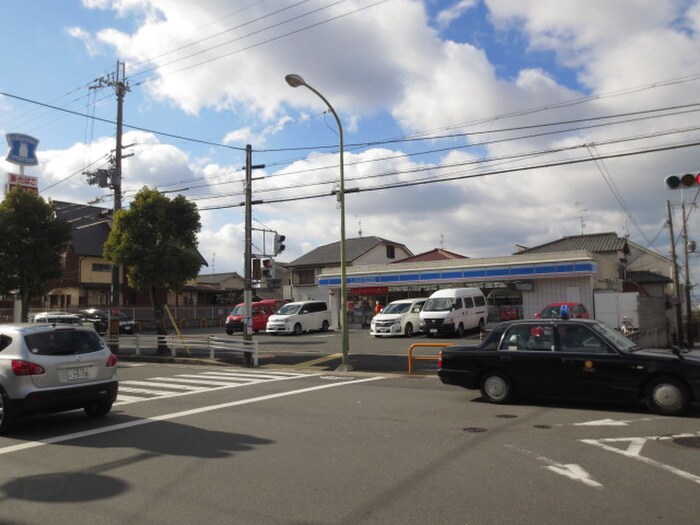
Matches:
[575,417,657,426]
[582,432,700,485]
[505,444,602,488]
[0,375,385,456]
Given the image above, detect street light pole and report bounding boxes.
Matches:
[285,74,350,368]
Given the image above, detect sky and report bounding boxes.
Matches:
[1,0,699,304]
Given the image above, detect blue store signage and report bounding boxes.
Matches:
[5,133,39,166]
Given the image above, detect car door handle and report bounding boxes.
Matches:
[500,355,512,362]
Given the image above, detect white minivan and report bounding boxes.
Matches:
[266,301,332,335]
[419,288,487,337]
[370,298,426,337]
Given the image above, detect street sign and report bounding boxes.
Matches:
[5,133,39,166]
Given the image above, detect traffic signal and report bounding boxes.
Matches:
[252,258,261,281]
[274,233,286,255]
[665,172,700,189]
[261,258,275,279]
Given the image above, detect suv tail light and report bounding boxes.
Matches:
[12,360,46,376]
[106,354,118,367]
[437,351,443,369]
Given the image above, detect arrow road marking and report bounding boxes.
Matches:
[505,444,603,488]
[575,417,657,426]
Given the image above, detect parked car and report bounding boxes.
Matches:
[29,312,85,326]
[535,302,589,319]
[0,323,118,434]
[438,318,700,416]
[79,309,135,335]
[266,301,331,335]
[370,298,426,337]
[420,288,487,337]
[225,299,287,335]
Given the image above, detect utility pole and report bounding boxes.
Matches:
[681,201,694,347]
[667,200,683,345]
[90,61,129,350]
[243,144,264,363]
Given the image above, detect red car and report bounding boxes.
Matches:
[535,302,590,319]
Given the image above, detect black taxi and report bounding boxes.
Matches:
[438,319,700,416]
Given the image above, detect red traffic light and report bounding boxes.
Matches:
[665,172,700,189]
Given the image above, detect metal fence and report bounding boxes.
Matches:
[103,333,259,366]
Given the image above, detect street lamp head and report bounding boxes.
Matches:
[285,74,306,88]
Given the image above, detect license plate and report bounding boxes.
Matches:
[68,366,89,381]
[430,328,438,334]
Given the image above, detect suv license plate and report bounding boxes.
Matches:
[68,366,89,381]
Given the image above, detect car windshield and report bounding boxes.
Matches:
[382,303,410,314]
[229,305,244,316]
[589,321,639,351]
[423,298,455,312]
[277,304,301,315]
[24,329,106,356]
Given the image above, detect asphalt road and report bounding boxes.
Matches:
[0,362,698,525]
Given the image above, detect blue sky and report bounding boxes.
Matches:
[1,0,699,304]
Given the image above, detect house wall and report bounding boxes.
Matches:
[355,244,412,265]
[80,256,113,284]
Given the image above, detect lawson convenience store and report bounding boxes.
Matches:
[317,250,606,328]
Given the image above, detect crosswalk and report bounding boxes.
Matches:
[115,369,314,406]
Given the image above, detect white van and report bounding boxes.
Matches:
[266,301,332,335]
[370,298,426,337]
[419,288,486,337]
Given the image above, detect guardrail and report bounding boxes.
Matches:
[103,334,259,366]
[407,342,452,374]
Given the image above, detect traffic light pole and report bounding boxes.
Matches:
[681,201,694,347]
[667,200,684,345]
[244,145,253,348]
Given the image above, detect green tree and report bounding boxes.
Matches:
[103,188,202,353]
[0,189,72,321]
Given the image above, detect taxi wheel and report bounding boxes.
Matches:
[480,372,513,404]
[644,376,689,416]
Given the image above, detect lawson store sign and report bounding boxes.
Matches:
[318,261,598,287]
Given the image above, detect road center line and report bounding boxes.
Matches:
[0,375,385,456]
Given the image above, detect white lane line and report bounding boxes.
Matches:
[0,376,385,456]
[582,433,700,485]
[117,386,186,396]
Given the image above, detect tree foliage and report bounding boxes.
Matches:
[103,187,202,308]
[0,189,72,321]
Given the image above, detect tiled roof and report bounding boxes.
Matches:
[514,232,630,255]
[288,236,410,267]
[196,272,243,285]
[627,270,672,284]
[395,248,467,263]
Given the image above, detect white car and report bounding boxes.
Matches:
[370,298,426,337]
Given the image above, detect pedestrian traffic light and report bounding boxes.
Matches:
[261,258,275,279]
[252,258,261,281]
[665,172,700,189]
[274,233,286,255]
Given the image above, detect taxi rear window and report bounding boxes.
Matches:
[24,330,105,356]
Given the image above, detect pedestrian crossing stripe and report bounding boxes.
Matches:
[115,369,316,406]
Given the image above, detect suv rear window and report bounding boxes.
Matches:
[24,330,106,356]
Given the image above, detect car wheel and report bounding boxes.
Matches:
[321,320,329,332]
[456,323,465,338]
[226,327,233,335]
[293,323,303,335]
[480,372,513,404]
[404,323,414,338]
[84,401,113,418]
[644,376,689,416]
[0,389,16,435]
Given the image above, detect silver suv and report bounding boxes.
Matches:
[0,324,118,434]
